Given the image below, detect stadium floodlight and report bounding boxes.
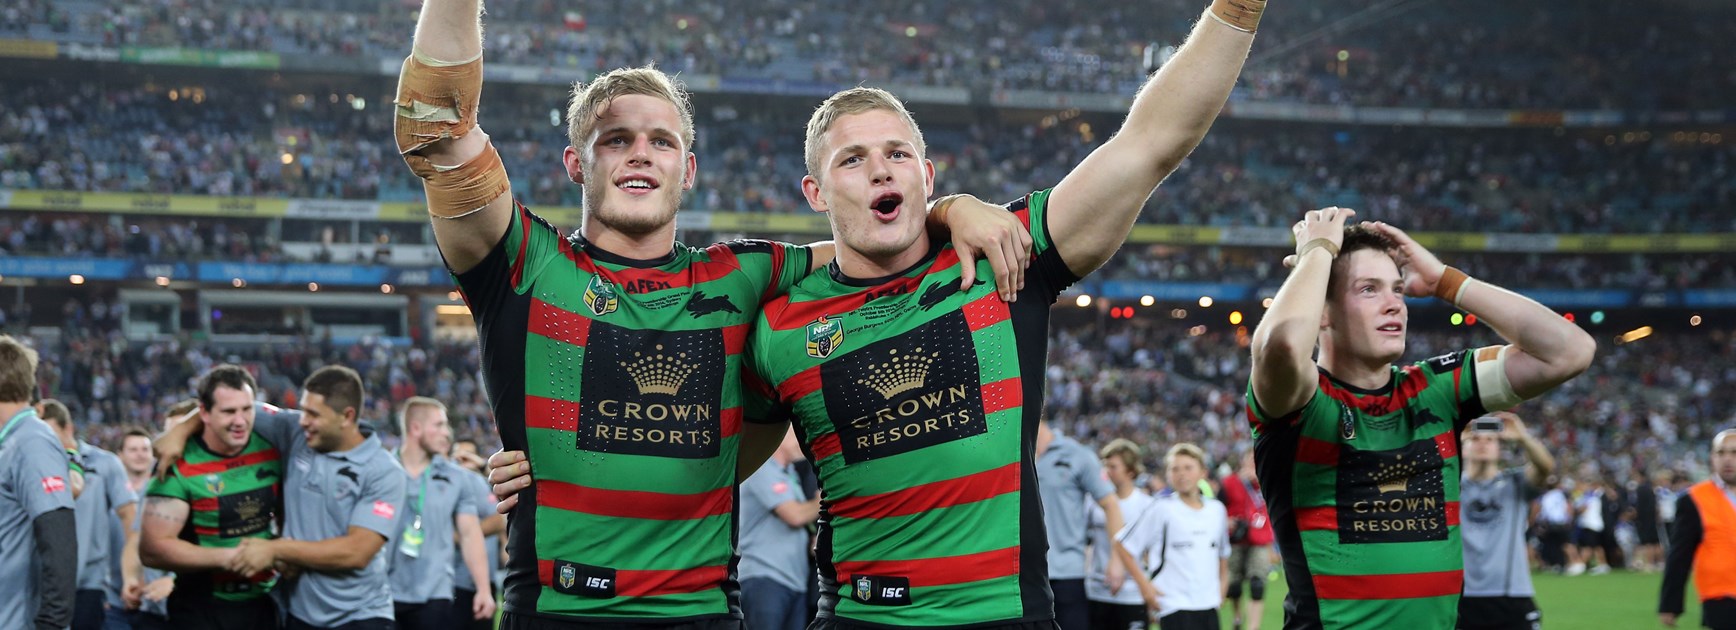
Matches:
[70,274,85,285]
[1691,315,1703,327]
[1140,295,1155,307]
[308,283,320,292]
[1075,294,1092,307]
[1198,296,1214,308]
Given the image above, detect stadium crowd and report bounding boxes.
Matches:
[14,0,1732,108]
[4,79,1734,234]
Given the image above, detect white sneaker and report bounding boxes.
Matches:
[1589,565,1611,575]
[1565,563,1586,576]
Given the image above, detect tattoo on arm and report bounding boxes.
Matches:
[143,497,188,525]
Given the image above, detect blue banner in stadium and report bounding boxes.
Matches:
[196,262,450,287]
[0,257,137,280]
[1683,289,1736,308]
[1095,281,1256,302]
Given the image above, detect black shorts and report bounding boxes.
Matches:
[1456,596,1541,630]
[1638,520,1662,545]
[808,620,1058,630]
[1156,609,1220,630]
[1089,601,1149,630]
[499,612,741,630]
[167,596,278,630]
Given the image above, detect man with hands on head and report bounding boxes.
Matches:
[1247,207,1595,629]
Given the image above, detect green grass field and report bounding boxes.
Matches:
[1219,570,1696,629]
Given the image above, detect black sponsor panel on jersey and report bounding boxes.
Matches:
[822,313,985,464]
[1336,437,1448,544]
[552,561,618,598]
[577,321,725,459]
[850,574,912,606]
[216,485,278,538]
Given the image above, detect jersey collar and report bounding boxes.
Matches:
[826,240,942,288]
[573,233,679,269]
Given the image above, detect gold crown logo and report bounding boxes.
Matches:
[235,495,265,521]
[1375,453,1416,494]
[622,345,698,396]
[856,348,939,400]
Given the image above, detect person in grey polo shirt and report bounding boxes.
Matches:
[449,437,504,630]
[41,399,141,630]
[0,335,78,630]
[1459,411,1555,630]
[387,397,495,630]
[1036,419,1131,630]
[163,365,407,630]
[739,427,819,630]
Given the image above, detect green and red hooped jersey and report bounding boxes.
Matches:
[745,189,1080,628]
[454,201,810,623]
[1246,350,1488,630]
[145,433,283,602]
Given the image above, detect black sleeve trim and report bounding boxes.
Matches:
[33,508,77,630]
[1660,494,1701,615]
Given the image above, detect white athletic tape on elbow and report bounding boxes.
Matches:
[1474,345,1525,412]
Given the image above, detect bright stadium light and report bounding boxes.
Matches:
[154,276,170,287]
[1140,295,1155,307]
[1198,296,1214,308]
[1075,294,1092,307]
[1229,311,1244,325]
[231,278,246,288]
[1262,298,1274,309]
[69,274,85,285]
[1691,315,1703,327]
[1451,313,1464,326]
[1618,326,1654,344]
[381,284,395,294]
[308,282,320,292]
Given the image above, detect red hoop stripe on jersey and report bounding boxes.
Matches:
[1317,367,1428,416]
[1295,436,1340,467]
[829,463,1020,521]
[1312,570,1464,600]
[962,293,1010,331]
[809,432,842,462]
[1433,432,1458,460]
[723,323,749,356]
[537,480,732,521]
[833,546,1020,589]
[538,561,728,597]
[777,365,824,403]
[981,378,1024,415]
[524,395,581,432]
[1295,506,1337,531]
[530,298,592,348]
[176,448,281,478]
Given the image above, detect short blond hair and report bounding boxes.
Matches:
[1165,443,1208,470]
[566,66,695,154]
[803,87,927,182]
[0,335,38,403]
[1100,438,1146,476]
[398,396,448,437]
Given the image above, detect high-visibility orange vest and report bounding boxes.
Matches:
[1688,480,1736,602]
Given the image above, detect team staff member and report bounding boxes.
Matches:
[389,397,496,629]
[738,428,819,630]
[139,366,284,629]
[41,399,141,630]
[160,366,407,629]
[1660,429,1736,629]
[0,335,78,630]
[1038,420,1132,630]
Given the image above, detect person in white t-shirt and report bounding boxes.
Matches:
[1120,443,1229,630]
[1087,439,1157,630]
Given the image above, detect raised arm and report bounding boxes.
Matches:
[1367,222,1596,404]
[1250,208,1353,418]
[1497,412,1555,487]
[398,0,514,273]
[1046,0,1260,276]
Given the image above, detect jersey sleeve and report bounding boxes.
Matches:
[741,337,793,426]
[98,452,137,510]
[1216,504,1233,559]
[452,200,568,313]
[1416,348,1488,433]
[463,471,494,518]
[715,240,813,305]
[1117,499,1166,567]
[1074,448,1114,502]
[349,458,408,538]
[15,433,76,518]
[144,468,189,501]
[251,403,302,452]
[743,465,799,514]
[1243,378,1333,439]
[1006,189,1083,304]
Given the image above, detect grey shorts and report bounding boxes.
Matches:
[1227,544,1272,585]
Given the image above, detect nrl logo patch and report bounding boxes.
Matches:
[807,315,844,359]
[583,275,620,316]
[205,474,225,495]
[855,575,872,602]
[559,564,576,589]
